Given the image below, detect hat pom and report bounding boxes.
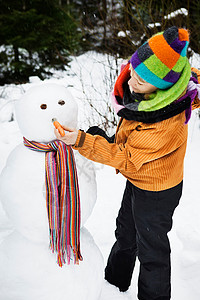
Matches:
[178,28,189,42]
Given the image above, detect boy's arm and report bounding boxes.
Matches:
[73,130,136,170]
[191,67,200,110]
[73,117,186,172]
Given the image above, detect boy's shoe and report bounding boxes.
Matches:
[119,286,128,292]
[105,277,129,293]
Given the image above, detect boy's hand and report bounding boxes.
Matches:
[54,125,78,146]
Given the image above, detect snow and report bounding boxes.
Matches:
[148,22,161,29]
[0,51,200,299]
[0,229,104,300]
[164,8,188,20]
[117,31,131,38]
[118,31,126,38]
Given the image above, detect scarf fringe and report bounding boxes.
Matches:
[49,229,83,267]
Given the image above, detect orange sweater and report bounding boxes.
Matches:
[73,68,200,191]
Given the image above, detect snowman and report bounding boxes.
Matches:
[0,83,104,300]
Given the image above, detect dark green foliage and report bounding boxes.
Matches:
[0,0,81,84]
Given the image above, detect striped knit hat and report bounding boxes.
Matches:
[130,26,189,90]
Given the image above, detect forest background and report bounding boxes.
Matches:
[0,0,200,84]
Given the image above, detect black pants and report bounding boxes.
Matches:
[105,180,183,300]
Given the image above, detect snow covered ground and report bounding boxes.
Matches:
[0,52,200,299]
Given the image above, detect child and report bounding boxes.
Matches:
[55,26,200,300]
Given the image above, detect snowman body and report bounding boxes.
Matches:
[0,83,103,300]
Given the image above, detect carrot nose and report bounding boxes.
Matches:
[52,118,65,137]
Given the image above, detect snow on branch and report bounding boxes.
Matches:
[164,8,188,20]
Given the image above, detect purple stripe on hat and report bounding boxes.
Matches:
[163,70,181,83]
[170,38,186,54]
[130,51,142,69]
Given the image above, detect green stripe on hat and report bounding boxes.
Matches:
[172,56,187,73]
[143,54,170,79]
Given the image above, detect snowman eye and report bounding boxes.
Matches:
[40,104,47,110]
[58,100,65,106]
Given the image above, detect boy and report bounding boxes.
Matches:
[55,26,200,299]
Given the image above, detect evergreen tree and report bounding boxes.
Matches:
[0,0,81,84]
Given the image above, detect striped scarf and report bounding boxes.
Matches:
[23,137,82,267]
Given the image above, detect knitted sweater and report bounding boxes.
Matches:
[73,68,200,191]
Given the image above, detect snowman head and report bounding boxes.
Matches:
[15,83,78,143]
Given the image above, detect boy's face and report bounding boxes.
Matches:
[128,65,157,94]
